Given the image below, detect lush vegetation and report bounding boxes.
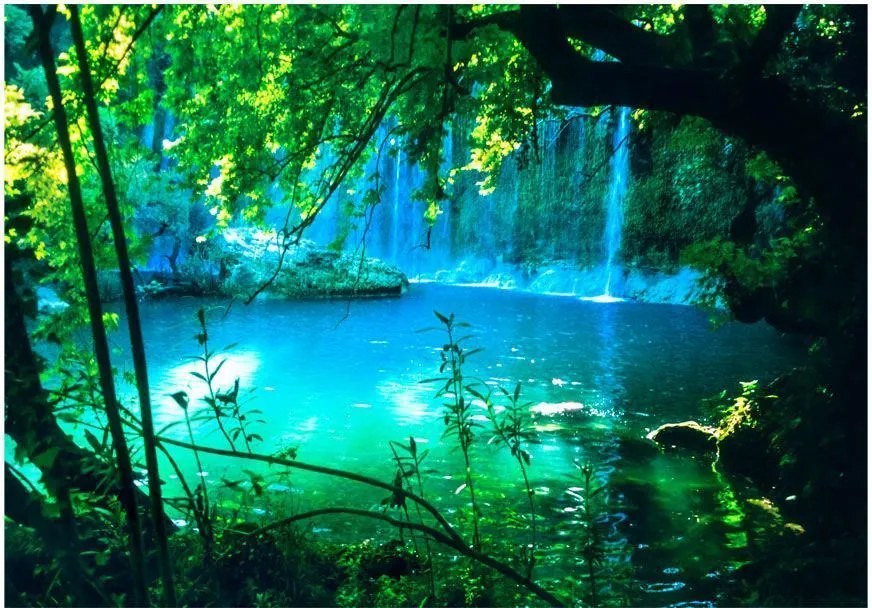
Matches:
[5,4,866,607]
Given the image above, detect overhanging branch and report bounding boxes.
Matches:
[739,4,803,76]
[558,5,679,66]
[250,507,564,607]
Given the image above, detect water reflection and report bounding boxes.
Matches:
[588,302,635,601]
[152,349,262,435]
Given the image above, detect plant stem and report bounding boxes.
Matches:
[68,7,176,604]
[446,323,481,550]
[519,460,537,577]
[183,409,213,561]
[249,507,564,607]
[388,444,419,552]
[413,459,437,599]
[154,436,466,546]
[29,7,148,604]
[198,317,236,450]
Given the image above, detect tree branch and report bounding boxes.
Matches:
[503,5,863,233]
[739,5,803,76]
[683,5,718,65]
[153,435,466,546]
[249,507,564,607]
[451,9,519,39]
[557,5,680,66]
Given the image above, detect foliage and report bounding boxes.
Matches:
[623,116,750,270]
[420,310,484,550]
[483,381,540,577]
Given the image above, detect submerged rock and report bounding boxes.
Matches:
[616,434,662,462]
[646,420,718,454]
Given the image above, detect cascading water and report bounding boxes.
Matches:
[390,146,402,261]
[585,106,631,303]
[603,106,631,296]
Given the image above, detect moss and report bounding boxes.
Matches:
[623,116,754,269]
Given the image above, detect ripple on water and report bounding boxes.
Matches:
[667,602,715,608]
[643,582,687,593]
[594,511,628,526]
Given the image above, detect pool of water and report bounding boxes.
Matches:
[115,283,801,605]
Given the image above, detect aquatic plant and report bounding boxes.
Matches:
[420,310,484,551]
[567,462,606,607]
[387,436,437,598]
[191,307,265,454]
[482,381,540,577]
[167,390,214,562]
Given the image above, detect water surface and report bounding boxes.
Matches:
[124,284,801,605]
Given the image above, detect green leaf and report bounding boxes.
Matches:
[243,469,264,483]
[189,371,208,383]
[209,358,227,382]
[169,391,189,409]
[33,446,61,469]
[83,430,102,454]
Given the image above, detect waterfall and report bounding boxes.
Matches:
[604,107,630,295]
[438,125,453,257]
[586,106,631,303]
[390,146,402,261]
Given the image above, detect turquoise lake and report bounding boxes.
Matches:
[118,283,802,605]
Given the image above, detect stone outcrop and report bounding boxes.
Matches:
[646,420,719,454]
[96,228,409,302]
[220,228,408,299]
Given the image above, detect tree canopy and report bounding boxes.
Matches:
[6,5,865,338]
[4,5,867,607]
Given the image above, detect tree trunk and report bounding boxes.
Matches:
[28,7,148,604]
[70,7,176,605]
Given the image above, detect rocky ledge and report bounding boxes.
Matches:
[220,228,408,299]
[418,257,721,307]
[98,228,408,302]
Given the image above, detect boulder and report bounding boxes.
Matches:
[646,420,718,454]
[616,434,662,462]
[220,228,408,299]
[717,422,777,485]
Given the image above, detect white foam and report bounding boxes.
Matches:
[580,294,625,303]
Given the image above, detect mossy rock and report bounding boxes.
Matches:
[616,433,662,462]
[716,421,778,486]
[220,228,408,299]
[646,420,718,454]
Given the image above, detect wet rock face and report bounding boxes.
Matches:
[646,420,719,454]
